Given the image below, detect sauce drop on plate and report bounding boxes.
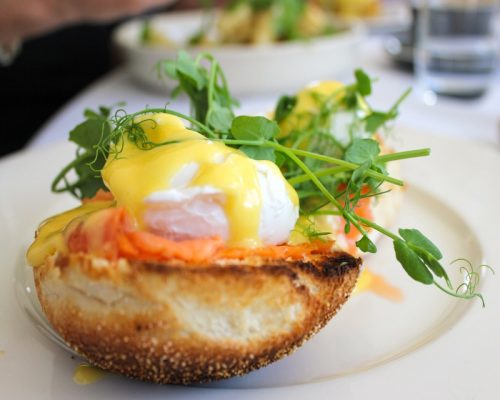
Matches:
[73,363,105,385]
[354,267,404,302]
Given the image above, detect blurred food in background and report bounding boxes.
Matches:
[114,6,364,94]
[141,0,347,48]
[116,0,418,94]
[320,0,381,19]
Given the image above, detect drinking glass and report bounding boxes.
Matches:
[415,0,498,101]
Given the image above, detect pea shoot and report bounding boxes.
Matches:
[52,51,492,305]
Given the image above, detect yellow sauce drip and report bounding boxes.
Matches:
[26,200,114,266]
[101,113,297,248]
[0,350,5,358]
[73,363,105,385]
[354,267,404,302]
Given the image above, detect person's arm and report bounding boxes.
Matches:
[0,0,175,44]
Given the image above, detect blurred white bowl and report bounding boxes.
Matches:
[113,10,366,95]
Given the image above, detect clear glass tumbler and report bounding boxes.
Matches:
[415,0,498,100]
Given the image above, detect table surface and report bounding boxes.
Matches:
[29,38,500,150]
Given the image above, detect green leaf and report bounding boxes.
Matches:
[275,152,286,167]
[239,145,276,162]
[345,138,380,164]
[163,60,179,79]
[371,161,387,176]
[364,111,396,133]
[83,108,100,119]
[206,103,233,133]
[226,0,242,10]
[274,95,297,123]
[393,239,434,284]
[251,0,274,10]
[176,51,206,90]
[362,89,410,134]
[188,30,205,46]
[355,69,372,96]
[399,228,448,282]
[416,250,449,280]
[140,20,152,44]
[274,0,304,40]
[98,106,111,118]
[350,160,371,184]
[231,116,280,141]
[159,51,237,133]
[399,228,442,260]
[53,106,115,200]
[356,235,377,253]
[170,85,183,98]
[74,159,108,199]
[69,118,110,150]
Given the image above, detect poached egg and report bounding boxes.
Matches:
[101,113,299,248]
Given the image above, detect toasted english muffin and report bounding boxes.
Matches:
[34,250,361,384]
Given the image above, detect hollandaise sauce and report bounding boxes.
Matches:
[354,268,403,302]
[26,200,114,266]
[73,363,105,385]
[27,114,299,266]
[101,114,298,248]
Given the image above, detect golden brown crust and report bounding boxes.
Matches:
[34,251,361,384]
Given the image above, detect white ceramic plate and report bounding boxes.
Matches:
[113,10,365,95]
[1,127,499,399]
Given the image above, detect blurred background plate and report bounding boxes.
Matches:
[337,0,410,34]
[113,10,365,95]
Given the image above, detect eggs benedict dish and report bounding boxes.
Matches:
[27,112,361,384]
[102,114,299,247]
[28,52,474,385]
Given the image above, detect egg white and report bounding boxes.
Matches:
[142,160,299,246]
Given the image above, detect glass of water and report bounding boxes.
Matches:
[415,0,498,100]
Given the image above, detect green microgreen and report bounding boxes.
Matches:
[187,0,214,46]
[231,116,280,140]
[139,20,152,44]
[355,69,372,96]
[227,0,274,11]
[364,88,412,133]
[223,0,337,42]
[158,50,238,136]
[274,95,297,123]
[52,51,491,305]
[273,0,305,40]
[52,106,112,199]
